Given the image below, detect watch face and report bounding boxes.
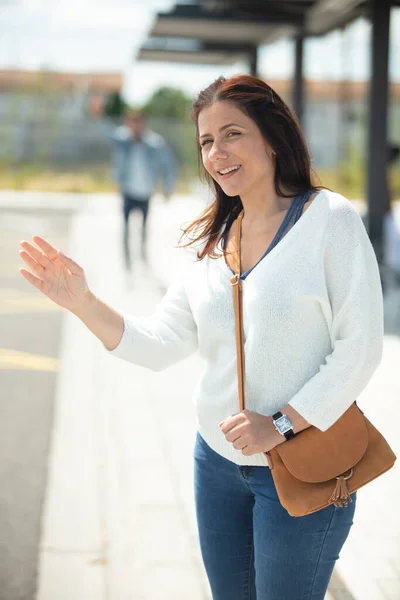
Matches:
[275,415,293,434]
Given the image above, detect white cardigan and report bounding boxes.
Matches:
[109,190,384,466]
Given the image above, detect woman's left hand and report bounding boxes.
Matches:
[219,409,284,456]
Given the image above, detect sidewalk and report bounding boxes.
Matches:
[6,191,398,599]
[34,193,210,600]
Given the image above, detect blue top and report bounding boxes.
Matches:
[96,120,177,197]
[224,189,316,280]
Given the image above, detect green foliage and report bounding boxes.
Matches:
[389,166,400,199]
[103,91,127,118]
[143,86,192,121]
[336,143,366,198]
[140,85,198,178]
[317,142,400,200]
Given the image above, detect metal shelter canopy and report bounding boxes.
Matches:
[139,1,370,75]
[146,1,370,45]
[141,2,304,74]
[137,37,252,65]
[148,2,303,45]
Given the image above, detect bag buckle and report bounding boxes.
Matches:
[338,468,354,481]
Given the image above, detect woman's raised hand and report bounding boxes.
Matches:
[19,236,90,313]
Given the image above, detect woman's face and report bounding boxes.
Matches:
[198,100,275,198]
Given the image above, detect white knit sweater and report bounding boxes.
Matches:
[109,190,384,466]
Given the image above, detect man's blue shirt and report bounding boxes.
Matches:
[98,121,177,197]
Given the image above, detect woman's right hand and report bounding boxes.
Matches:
[19,235,91,314]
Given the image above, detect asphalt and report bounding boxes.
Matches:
[0,207,71,600]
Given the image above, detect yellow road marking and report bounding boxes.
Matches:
[0,288,61,315]
[0,348,59,371]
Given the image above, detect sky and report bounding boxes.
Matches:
[1,0,400,105]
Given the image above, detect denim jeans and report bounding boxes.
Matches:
[194,432,356,600]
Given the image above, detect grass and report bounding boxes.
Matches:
[0,161,399,201]
[0,162,198,195]
[0,162,115,193]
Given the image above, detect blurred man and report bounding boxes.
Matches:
[90,98,176,269]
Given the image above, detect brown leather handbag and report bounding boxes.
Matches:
[228,210,396,517]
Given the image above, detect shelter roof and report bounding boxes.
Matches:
[147,1,371,46]
[137,0,376,66]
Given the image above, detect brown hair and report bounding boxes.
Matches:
[179,74,322,259]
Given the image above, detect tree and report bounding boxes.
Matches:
[142,86,191,120]
[142,86,198,180]
[103,90,127,118]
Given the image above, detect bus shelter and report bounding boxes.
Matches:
[138,0,398,263]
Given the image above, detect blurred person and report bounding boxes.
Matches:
[20,75,384,600]
[90,98,176,268]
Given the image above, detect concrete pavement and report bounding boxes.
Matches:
[34,192,210,600]
[3,190,399,599]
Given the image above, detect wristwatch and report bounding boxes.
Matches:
[272,411,295,441]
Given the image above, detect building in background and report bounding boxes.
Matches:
[0,70,122,164]
[1,69,399,188]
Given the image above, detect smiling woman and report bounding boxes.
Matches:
[19,74,385,600]
[179,74,321,260]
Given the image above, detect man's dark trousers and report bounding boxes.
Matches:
[122,193,150,268]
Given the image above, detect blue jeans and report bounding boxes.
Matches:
[194,432,356,600]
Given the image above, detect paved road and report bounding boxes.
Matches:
[0,207,71,600]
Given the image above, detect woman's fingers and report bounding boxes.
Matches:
[20,240,51,267]
[32,235,59,260]
[19,267,44,292]
[19,250,45,278]
[58,251,83,276]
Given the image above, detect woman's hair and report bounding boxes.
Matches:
[179,74,322,260]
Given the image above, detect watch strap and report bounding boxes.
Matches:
[272,411,295,441]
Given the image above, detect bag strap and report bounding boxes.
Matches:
[228,210,246,412]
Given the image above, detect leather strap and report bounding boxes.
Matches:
[272,411,295,440]
[229,211,246,412]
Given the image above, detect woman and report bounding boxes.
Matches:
[19,75,383,599]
